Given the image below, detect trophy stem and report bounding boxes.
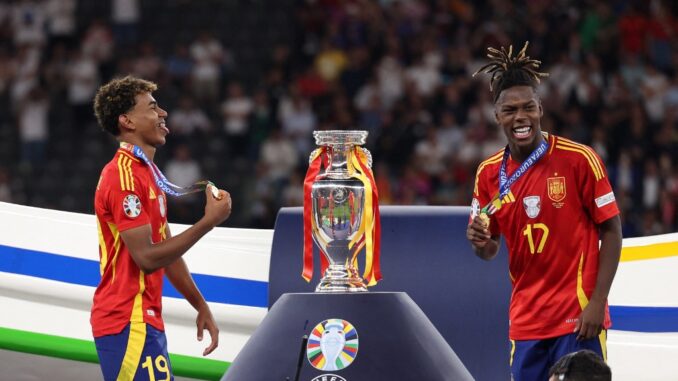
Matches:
[315,241,367,292]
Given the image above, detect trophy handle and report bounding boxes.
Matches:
[309,148,323,165]
[359,147,372,168]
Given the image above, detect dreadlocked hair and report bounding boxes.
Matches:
[472,41,549,102]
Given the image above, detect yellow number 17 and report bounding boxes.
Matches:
[523,223,549,254]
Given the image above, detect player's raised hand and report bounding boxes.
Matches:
[204,185,231,227]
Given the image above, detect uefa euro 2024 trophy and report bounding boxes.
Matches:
[302,130,381,292]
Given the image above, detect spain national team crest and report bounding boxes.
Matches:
[523,196,541,218]
[307,319,359,371]
[123,194,141,218]
[547,176,566,203]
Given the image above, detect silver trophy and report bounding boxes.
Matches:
[310,130,373,292]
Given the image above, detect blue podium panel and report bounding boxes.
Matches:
[222,292,474,381]
[269,206,511,381]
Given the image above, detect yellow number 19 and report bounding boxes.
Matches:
[141,354,170,381]
[523,223,549,254]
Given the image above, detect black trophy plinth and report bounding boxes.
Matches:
[221,292,474,381]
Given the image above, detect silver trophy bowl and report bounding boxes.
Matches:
[311,130,371,292]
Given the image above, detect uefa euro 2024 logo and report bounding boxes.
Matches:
[306,319,359,371]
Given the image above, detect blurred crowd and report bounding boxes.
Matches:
[0,0,676,237]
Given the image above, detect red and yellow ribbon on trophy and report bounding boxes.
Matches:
[302,146,382,287]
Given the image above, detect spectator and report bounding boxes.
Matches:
[168,95,211,139]
[639,63,669,124]
[220,82,253,156]
[165,43,193,87]
[248,89,273,159]
[405,54,442,98]
[259,128,299,200]
[314,39,347,83]
[45,0,76,49]
[279,87,316,156]
[9,45,39,111]
[81,19,115,73]
[132,42,162,81]
[67,48,99,132]
[11,0,46,47]
[111,0,140,48]
[414,127,447,178]
[18,86,49,171]
[0,47,14,104]
[43,43,70,98]
[281,170,304,206]
[190,31,230,103]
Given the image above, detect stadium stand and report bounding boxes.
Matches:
[0,0,676,235]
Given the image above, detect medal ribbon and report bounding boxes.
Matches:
[120,142,213,197]
[481,139,549,215]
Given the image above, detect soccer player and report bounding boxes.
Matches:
[466,43,622,381]
[91,76,232,381]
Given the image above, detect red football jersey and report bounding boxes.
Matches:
[471,134,620,340]
[91,144,168,337]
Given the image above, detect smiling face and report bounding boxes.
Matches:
[121,92,169,148]
[494,85,544,160]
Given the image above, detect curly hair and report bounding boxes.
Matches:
[472,41,549,103]
[548,350,611,381]
[93,76,158,136]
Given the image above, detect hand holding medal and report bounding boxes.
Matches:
[203,181,232,226]
[478,211,490,230]
[208,181,223,200]
[467,210,492,248]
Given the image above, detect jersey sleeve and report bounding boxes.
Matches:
[578,147,620,224]
[106,167,151,232]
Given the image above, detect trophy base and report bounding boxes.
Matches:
[315,279,368,293]
[315,266,368,292]
[221,292,474,380]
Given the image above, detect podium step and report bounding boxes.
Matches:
[222,292,473,381]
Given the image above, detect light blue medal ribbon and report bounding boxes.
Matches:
[121,142,213,197]
[481,138,549,215]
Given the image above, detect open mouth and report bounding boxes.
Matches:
[512,126,531,139]
[159,121,169,134]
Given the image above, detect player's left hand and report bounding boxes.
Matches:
[196,303,219,356]
[574,299,605,341]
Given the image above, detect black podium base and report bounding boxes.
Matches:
[221,292,474,381]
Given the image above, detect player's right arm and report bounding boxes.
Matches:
[122,186,232,273]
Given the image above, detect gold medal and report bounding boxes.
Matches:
[209,183,222,200]
[478,212,490,229]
